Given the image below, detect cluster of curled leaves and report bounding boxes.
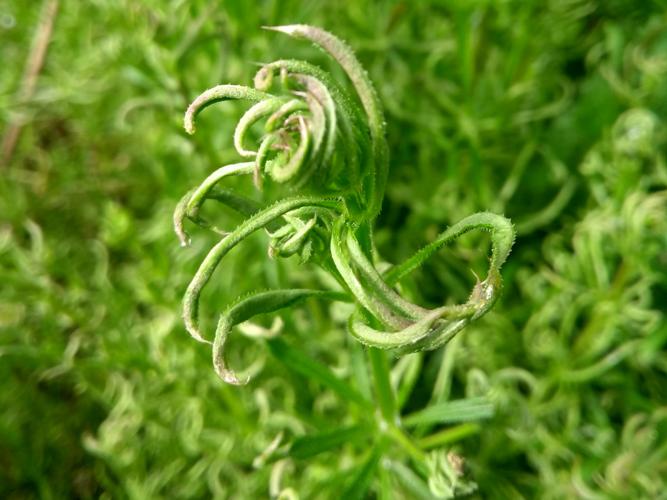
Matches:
[173,25,515,385]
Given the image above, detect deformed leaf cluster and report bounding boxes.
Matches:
[3,2,667,498]
[175,24,515,386]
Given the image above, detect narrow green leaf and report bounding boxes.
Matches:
[394,353,423,410]
[265,24,388,219]
[384,212,515,286]
[182,195,339,342]
[418,423,481,450]
[173,162,254,246]
[288,425,368,460]
[206,188,262,217]
[403,397,494,428]
[386,461,435,500]
[266,338,372,409]
[213,289,346,384]
[341,444,383,500]
[184,84,269,135]
[331,220,408,329]
[349,339,372,400]
[345,228,425,320]
[348,305,472,351]
[234,97,291,157]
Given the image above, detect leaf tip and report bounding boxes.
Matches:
[183,110,196,135]
[262,24,305,37]
[184,317,210,345]
[217,367,250,386]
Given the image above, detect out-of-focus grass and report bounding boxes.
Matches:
[1,1,666,498]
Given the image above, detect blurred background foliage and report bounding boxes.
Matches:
[1,0,667,498]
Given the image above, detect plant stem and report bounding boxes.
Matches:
[385,424,426,466]
[368,347,397,424]
[1,0,59,167]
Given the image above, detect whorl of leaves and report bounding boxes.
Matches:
[174,25,515,384]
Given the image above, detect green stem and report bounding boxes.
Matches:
[368,347,398,425]
[385,424,426,465]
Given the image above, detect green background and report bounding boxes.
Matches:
[2,1,666,498]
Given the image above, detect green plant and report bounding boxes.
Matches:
[4,2,667,498]
[174,24,514,496]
